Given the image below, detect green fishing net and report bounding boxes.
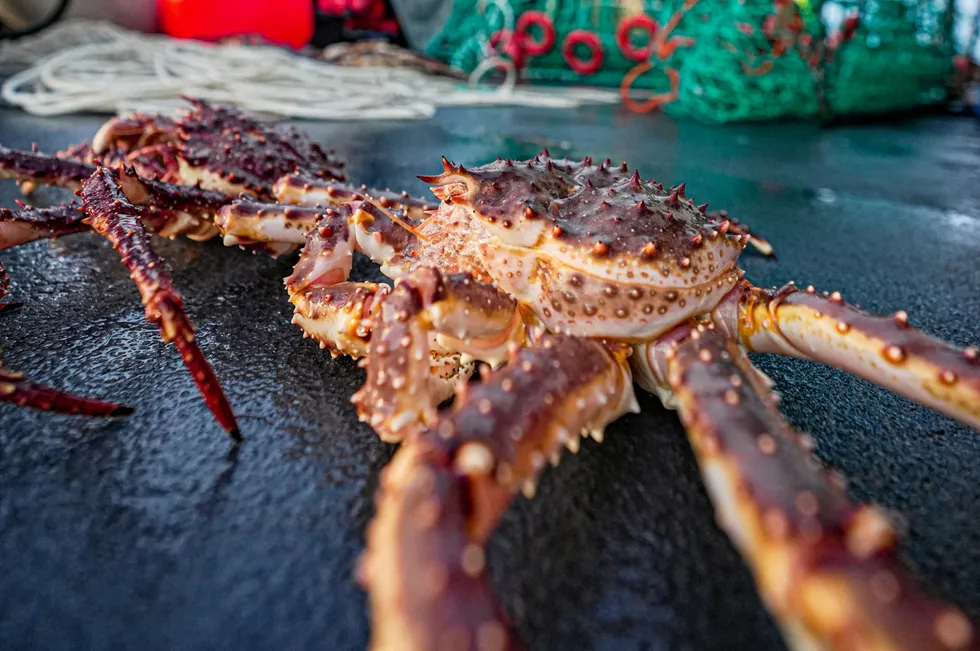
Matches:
[424,0,957,122]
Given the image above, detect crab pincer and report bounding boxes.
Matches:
[79,166,240,440]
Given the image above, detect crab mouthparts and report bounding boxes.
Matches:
[429,183,467,202]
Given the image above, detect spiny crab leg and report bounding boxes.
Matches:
[714,281,980,430]
[0,144,96,191]
[0,146,231,239]
[359,335,637,651]
[79,166,240,440]
[214,197,325,257]
[214,181,432,258]
[358,441,528,651]
[657,323,979,651]
[1,258,132,416]
[121,172,231,229]
[1,202,93,251]
[283,201,421,358]
[272,172,437,221]
[0,190,220,253]
[351,267,528,443]
[0,365,134,417]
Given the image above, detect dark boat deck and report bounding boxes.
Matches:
[2,105,979,651]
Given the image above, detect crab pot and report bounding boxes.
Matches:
[422,0,962,123]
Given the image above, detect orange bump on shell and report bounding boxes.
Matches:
[757,433,776,455]
[934,609,973,649]
[868,570,901,604]
[883,345,907,364]
[939,370,958,386]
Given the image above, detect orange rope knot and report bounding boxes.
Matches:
[620,61,681,113]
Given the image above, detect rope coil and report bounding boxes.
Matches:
[0,19,620,120]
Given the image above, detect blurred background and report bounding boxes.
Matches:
[3,4,980,651]
[0,0,977,122]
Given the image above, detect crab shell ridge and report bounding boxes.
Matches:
[421,156,747,341]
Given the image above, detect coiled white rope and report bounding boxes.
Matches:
[0,19,619,120]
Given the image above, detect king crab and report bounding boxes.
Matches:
[262,155,979,651]
[2,101,978,651]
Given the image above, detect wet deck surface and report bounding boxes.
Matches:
[1,105,979,651]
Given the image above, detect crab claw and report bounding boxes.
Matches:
[1,365,133,417]
[80,166,240,440]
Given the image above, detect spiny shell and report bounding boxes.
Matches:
[422,154,744,281]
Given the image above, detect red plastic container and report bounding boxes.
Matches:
[158,0,314,49]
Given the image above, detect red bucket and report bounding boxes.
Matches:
[158,0,314,49]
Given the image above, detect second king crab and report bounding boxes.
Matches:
[1,99,979,651]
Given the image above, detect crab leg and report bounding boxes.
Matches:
[714,281,980,431]
[0,146,232,247]
[283,201,420,358]
[0,145,98,191]
[272,173,436,220]
[653,323,979,651]
[1,145,230,216]
[358,440,527,651]
[217,174,435,255]
[79,166,240,440]
[350,267,528,443]
[1,257,132,415]
[359,335,637,651]
[1,202,92,250]
[215,198,344,257]
[0,365,133,417]
[121,173,231,227]
[0,193,219,253]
